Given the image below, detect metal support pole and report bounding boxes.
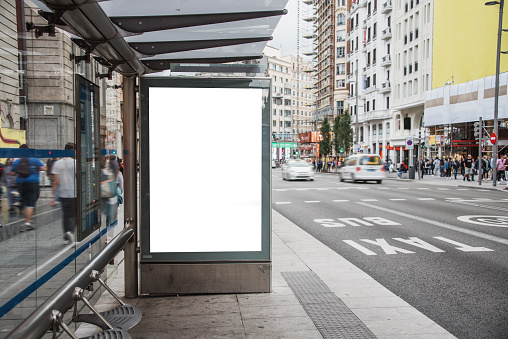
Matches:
[355,64,359,149]
[493,0,504,186]
[479,117,483,185]
[123,76,138,298]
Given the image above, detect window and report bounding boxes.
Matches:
[396,114,401,130]
[337,30,346,41]
[366,101,370,112]
[285,110,291,117]
[372,99,376,111]
[284,121,291,128]
[386,122,391,136]
[414,79,418,94]
[373,125,377,136]
[280,110,283,116]
[404,117,411,130]
[337,101,344,115]
[273,120,277,127]
[284,88,291,95]
[273,109,276,116]
[386,96,390,109]
[337,13,346,25]
[336,79,346,88]
[337,47,346,58]
[337,63,346,75]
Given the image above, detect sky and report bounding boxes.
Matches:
[270,0,299,56]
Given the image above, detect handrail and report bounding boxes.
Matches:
[6,227,134,339]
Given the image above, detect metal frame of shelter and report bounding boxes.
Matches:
[28,0,288,298]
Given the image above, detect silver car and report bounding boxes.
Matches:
[282,160,314,181]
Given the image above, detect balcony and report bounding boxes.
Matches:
[347,73,355,83]
[362,67,367,75]
[381,55,391,67]
[365,85,377,94]
[303,0,313,4]
[380,81,391,93]
[381,27,392,40]
[382,0,392,13]
[362,19,367,29]
[372,33,377,40]
[362,43,367,53]
[303,34,315,39]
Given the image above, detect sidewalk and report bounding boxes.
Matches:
[77,211,456,339]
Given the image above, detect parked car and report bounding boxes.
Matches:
[338,154,385,184]
[272,160,277,169]
[282,160,314,181]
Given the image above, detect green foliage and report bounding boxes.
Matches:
[338,109,354,155]
[332,114,341,156]
[319,116,332,159]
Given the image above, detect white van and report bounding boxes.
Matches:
[338,154,385,184]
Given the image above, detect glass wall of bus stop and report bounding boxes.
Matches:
[0,1,125,334]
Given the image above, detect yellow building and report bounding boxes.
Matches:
[433,0,508,88]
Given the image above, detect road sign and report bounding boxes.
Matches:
[490,132,497,144]
[405,137,414,150]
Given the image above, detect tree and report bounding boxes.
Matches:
[332,114,342,158]
[338,109,354,155]
[319,116,332,168]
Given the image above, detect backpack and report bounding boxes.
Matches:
[17,158,31,178]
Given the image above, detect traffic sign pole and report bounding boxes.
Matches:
[478,117,482,186]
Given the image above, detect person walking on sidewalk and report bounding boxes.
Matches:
[10,144,47,230]
[418,158,425,179]
[433,157,441,177]
[50,143,76,244]
[475,156,487,184]
[452,157,460,180]
[464,154,473,181]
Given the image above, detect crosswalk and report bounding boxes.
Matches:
[273,197,508,205]
[273,186,460,192]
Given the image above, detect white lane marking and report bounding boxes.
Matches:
[360,238,415,254]
[393,237,445,253]
[389,199,407,201]
[332,200,350,202]
[457,189,470,191]
[445,198,462,200]
[343,240,377,255]
[274,189,287,192]
[417,188,429,190]
[275,202,291,205]
[316,188,328,190]
[434,237,494,252]
[472,198,493,201]
[356,202,508,246]
[305,201,320,203]
[417,198,435,200]
[377,187,390,189]
[451,200,508,213]
[398,188,410,190]
[457,215,508,227]
[361,199,378,202]
[436,188,450,190]
[296,188,308,191]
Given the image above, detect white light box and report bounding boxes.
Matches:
[148,87,263,253]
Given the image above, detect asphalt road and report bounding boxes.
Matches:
[272,169,508,339]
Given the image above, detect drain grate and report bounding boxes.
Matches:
[282,271,377,339]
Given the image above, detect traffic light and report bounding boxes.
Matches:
[422,142,425,149]
[339,147,344,153]
[295,150,299,155]
[474,121,482,138]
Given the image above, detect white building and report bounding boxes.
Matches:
[347,0,393,159]
[390,0,433,163]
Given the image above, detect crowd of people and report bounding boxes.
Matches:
[2,144,124,244]
[408,154,508,187]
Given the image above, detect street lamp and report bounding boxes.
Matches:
[485,0,505,186]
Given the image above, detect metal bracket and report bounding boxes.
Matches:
[73,287,114,330]
[51,310,79,339]
[90,270,126,306]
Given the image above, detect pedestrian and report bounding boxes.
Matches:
[433,157,440,177]
[418,157,425,179]
[464,154,473,181]
[397,161,407,178]
[50,143,76,244]
[101,155,118,226]
[9,144,47,230]
[452,157,460,180]
[440,157,445,177]
[496,154,505,182]
[474,156,487,183]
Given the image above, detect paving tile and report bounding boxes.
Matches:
[243,315,318,333]
[129,325,246,339]
[240,304,308,319]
